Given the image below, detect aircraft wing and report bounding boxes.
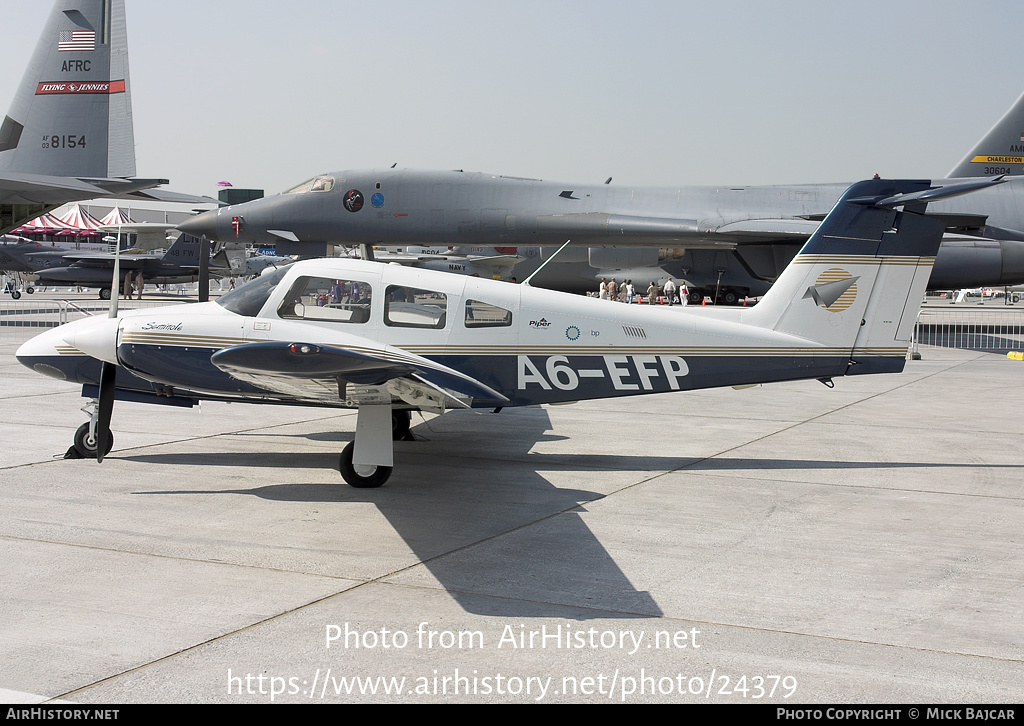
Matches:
[55,252,158,267]
[98,223,179,251]
[714,218,821,241]
[210,340,509,408]
[0,173,109,204]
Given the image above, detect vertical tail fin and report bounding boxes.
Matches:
[161,233,203,264]
[0,0,135,179]
[947,90,1024,178]
[746,177,1003,373]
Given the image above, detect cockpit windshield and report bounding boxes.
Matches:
[282,175,335,194]
[215,266,290,317]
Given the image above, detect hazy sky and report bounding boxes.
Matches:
[2,0,1023,198]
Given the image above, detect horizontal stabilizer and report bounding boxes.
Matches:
[864,176,1006,208]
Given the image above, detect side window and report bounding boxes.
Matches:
[278,276,372,324]
[384,285,447,329]
[465,299,512,328]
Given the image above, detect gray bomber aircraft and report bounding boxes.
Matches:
[17,177,997,487]
[0,0,210,235]
[178,92,1024,300]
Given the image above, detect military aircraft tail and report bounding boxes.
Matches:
[947,90,1024,178]
[745,177,1002,373]
[160,233,202,265]
[0,0,135,179]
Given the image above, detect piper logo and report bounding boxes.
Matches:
[805,268,858,312]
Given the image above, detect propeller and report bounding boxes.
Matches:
[95,225,122,462]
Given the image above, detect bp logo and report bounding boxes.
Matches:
[343,189,365,213]
[565,325,581,341]
[805,268,859,312]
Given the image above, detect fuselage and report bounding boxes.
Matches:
[16,257,871,410]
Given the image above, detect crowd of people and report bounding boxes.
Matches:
[598,277,688,306]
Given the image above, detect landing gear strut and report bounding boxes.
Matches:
[338,404,396,488]
[68,399,114,459]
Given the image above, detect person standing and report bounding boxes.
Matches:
[599,278,608,300]
[664,278,676,306]
[607,278,618,302]
[647,281,657,306]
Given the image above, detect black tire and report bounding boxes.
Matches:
[10,290,20,300]
[25,287,34,294]
[74,422,113,459]
[339,441,392,488]
[688,289,703,305]
[722,290,739,305]
[392,409,412,441]
[99,288,111,300]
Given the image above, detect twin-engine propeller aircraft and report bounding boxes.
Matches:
[16,178,999,487]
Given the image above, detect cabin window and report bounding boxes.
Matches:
[384,285,447,329]
[278,276,372,324]
[464,299,512,328]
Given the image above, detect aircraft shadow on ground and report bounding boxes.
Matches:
[119,407,1024,618]
[122,407,662,619]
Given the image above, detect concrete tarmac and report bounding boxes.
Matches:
[0,340,1022,703]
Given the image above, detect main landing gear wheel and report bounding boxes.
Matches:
[73,422,113,459]
[392,409,412,441]
[25,286,34,294]
[99,288,111,300]
[339,441,392,488]
[10,290,20,300]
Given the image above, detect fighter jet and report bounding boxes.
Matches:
[177,92,1024,300]
[10,233,226,298]
[17,177,997,487]
[0,0,209,235]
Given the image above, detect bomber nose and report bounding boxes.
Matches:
[177,209,222,239]
[64,317,120,365]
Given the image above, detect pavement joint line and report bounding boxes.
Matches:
[659,468,1024,501]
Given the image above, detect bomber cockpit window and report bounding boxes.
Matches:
[464,299,512,328]
[282,178,314,194]
[215,266,290,317]
[278,276,372,323]
[282,176,335,194]
[384,285,447,329]
[309,176,335,193]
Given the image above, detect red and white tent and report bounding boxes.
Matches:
[99,207,134,226]
[58,204,104,233]
[12,213,75,235]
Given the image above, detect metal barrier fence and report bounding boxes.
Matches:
[0,299,188,344]
[913,307,1024,354]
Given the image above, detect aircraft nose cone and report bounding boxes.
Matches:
[64,317,120,365]
[177,209,221,239]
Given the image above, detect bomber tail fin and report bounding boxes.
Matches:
[947,90,1024,178]
[745,177,1003,374]
[0,0,135,179]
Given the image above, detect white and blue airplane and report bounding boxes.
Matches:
[16,177,998,487]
